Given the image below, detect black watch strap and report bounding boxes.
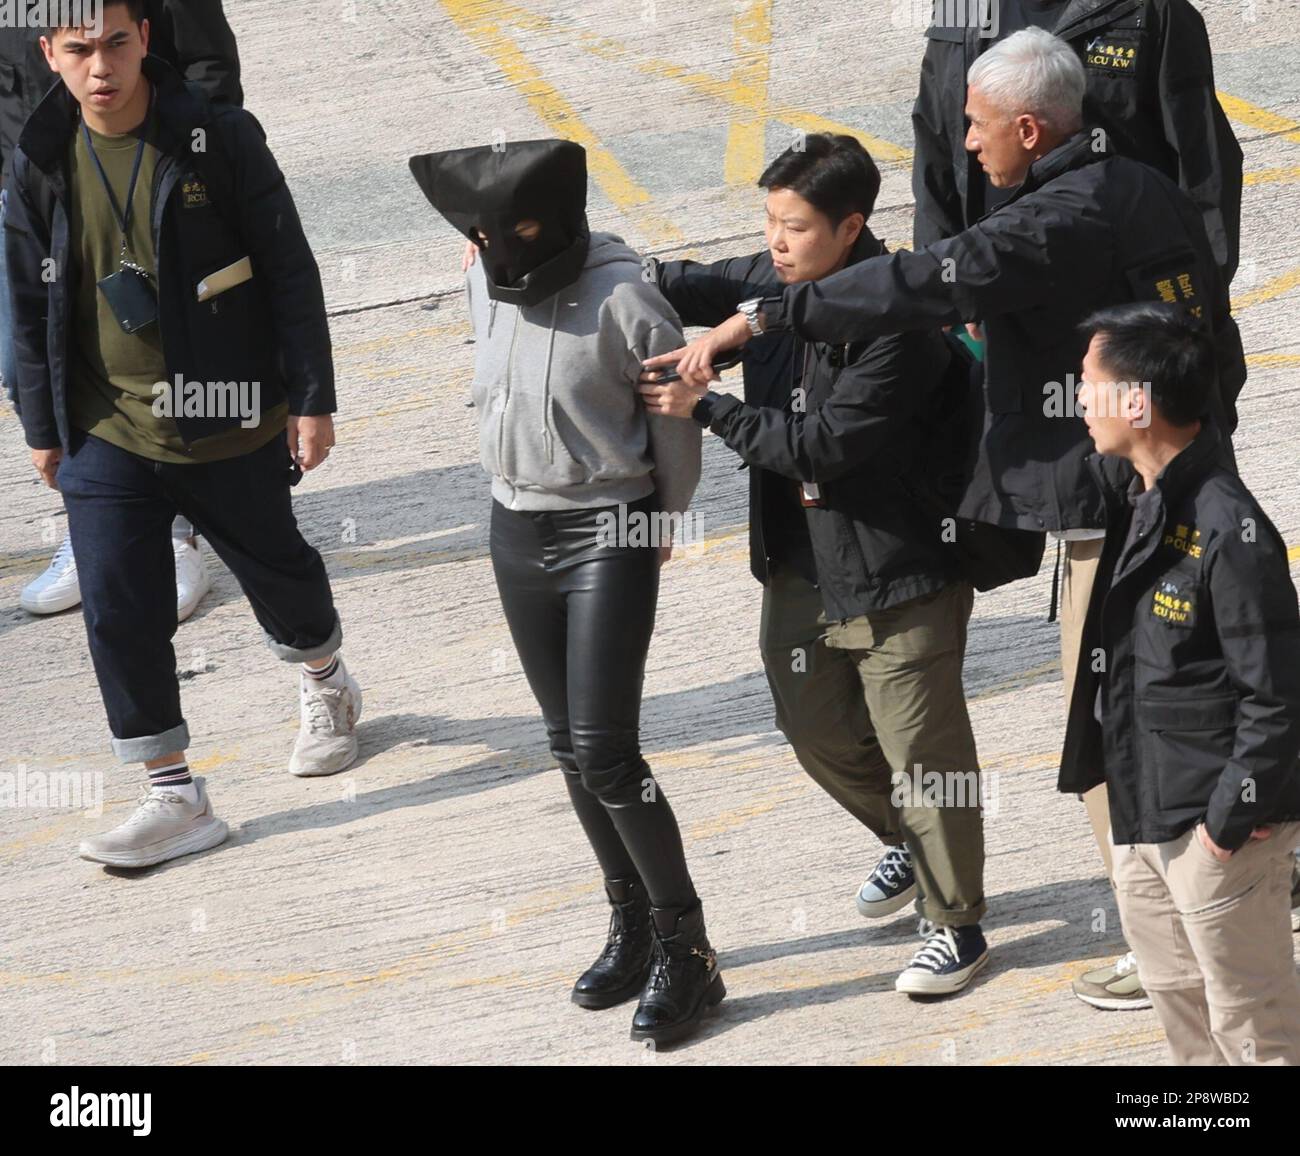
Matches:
[691,392,717,427]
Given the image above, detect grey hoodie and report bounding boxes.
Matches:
[465,232,701,520]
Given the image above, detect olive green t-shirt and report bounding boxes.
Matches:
[67,117,287,463]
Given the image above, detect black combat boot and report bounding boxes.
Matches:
[571,877,654,1009]
[629,898,726,1045]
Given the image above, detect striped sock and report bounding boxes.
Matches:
[304,655,341,683]
[148,760,193,789]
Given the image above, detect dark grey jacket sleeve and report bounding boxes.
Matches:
[149,0,244,106]
[220,109,335,415]
[654,251,776,329]
[1155,0,1243,283]
[910,29,968,250]
[769,194,1114,344]
[2,154,58,449]
[1203,513,1300,850]
[706,334,935,484]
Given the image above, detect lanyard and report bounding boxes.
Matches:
[80,89,155,266]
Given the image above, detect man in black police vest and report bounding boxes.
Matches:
[1063,302,1300,1064]
[912,0,1241,281]
[910,0,1246,1010]
[641,27,1249,1013]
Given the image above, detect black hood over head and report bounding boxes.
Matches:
[409,137,591,307]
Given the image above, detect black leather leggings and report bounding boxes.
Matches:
[490,495,698,910]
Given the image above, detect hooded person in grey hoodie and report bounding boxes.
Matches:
[410,138,722,1046]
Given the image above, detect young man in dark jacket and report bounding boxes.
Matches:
[653,28,1247,1012]
[1062,302,1300,1064]
[5,1,361,868]
[639,135,990,996]
[4,0,242,620]
[912,0,1242,284]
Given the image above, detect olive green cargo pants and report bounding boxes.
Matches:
[759,568,986,926]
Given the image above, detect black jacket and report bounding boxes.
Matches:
[760,132,1245,535]
[5,55,333,452]
[912,0,1243,282]
[655,230,962,619]
[1058,427,1300,851]
[654,244,812,588]
[0,0,243,179]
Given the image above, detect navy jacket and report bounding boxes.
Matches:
[0,0,243,179]
[4,55,333,452]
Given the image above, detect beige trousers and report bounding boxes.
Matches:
[1112,822,1300,1065]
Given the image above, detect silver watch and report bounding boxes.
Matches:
[738,297,765,337]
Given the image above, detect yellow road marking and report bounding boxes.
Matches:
[1217,92,1300,145]
[333,320,464,358]
[971,659,1061,702]
[687,773,806,840]
[611,49,913,165]
[724,1,773,187]
[467,3,912,167]
[1236,263,1300,311]
[0,549,67,580]
[438,0,683,247]
[1244,166,1300,188]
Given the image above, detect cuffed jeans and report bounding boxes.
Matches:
[57,430,341,762]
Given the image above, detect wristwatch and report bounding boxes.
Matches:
[691,392,718,427]
[738,297,766,337]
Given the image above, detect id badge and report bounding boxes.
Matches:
[97,264,159,333]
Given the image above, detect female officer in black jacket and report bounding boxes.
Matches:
[641,135,993,997]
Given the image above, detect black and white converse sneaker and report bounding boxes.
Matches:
[856,844,917,918]
[895,920,989,995]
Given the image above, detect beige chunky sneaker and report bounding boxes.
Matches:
[79,777,228,868]
[1072,950,1152,1010]
[289,659,362,777]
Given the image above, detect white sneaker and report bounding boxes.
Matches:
[174,536,211,623]
[289,659,362,777]
[20,534,81,615]
[79,777,228,868]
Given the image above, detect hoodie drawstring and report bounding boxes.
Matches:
[540,294,560,463]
